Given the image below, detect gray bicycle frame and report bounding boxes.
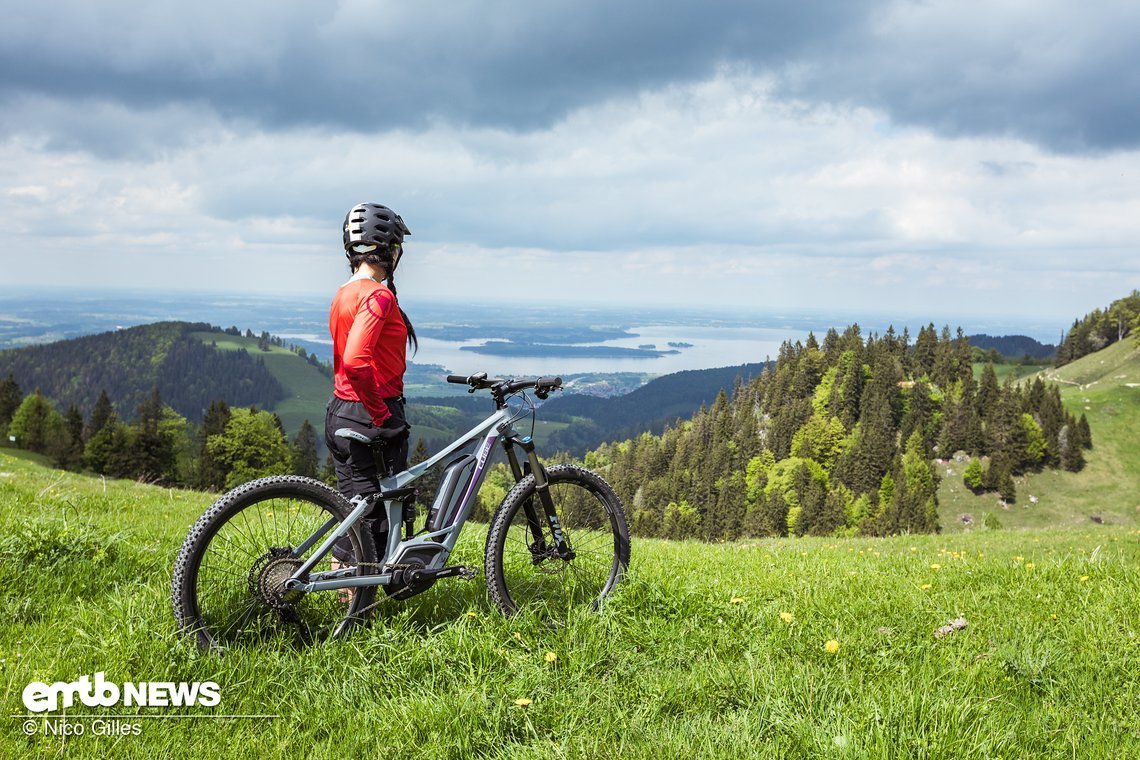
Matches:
[283,404,516,594]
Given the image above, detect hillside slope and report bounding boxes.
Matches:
[1,450,1137,757]
[0,322,285,421]
[540,362,767,454]
[939,339,1140,531]
[2,321,772,456]
[190,331,332,437]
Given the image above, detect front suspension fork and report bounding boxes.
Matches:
[502,435,575,560]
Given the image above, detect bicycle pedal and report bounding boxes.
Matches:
[457,565,478,580]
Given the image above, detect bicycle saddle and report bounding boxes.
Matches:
[334,425,407,444]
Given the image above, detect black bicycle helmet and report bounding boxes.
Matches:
[342,203,410,255]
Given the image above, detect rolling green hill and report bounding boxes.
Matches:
[941,339,1140,532]
[0,322,286,422]
[189,331,332,438]
[541,362,768,455]
[2,321,773,459]
[1,450,1137,757]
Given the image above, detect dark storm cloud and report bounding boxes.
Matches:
[0,0,870,146]
[790,0,1140,153]
[2,0,1138,155]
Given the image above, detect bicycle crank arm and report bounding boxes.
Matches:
[405,565,478,584]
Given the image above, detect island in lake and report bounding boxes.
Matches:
[460,341,681,359]
[667,341,694,348]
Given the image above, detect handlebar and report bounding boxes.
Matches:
[446,372,563,405]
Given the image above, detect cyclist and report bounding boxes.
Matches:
[325,202,417,563]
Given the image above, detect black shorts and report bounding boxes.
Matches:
[324,395,409,561]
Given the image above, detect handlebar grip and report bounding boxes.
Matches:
[446,375,468,384]
[535,376,563,389]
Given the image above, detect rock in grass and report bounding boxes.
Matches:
[934,617,969,639]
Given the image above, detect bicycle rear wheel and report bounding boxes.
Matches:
[172,476,378,652]
[485,464,630,617]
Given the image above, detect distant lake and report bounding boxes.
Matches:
[0,288,1063,378]
[274,324,806,377]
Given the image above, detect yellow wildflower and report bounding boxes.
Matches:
[824,640,840,654]
[466,611,478,618]
[779,612,794,624]
[1025,562,1036,570]
[930,563,941,570]
[513,698,532,707]
[920,584,932,590]
[544,652,558,663]
[730,597,745,604]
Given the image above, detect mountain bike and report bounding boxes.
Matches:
[171,373,631,652]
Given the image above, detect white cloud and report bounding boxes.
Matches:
[1,72,1138,329]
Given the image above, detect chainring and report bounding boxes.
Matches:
[385,547,442,600]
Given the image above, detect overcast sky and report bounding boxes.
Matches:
[2,0,1139,324]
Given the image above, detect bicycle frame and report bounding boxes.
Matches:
[283,400,540,595]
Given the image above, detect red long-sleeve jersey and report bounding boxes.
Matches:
[329,276,407,425]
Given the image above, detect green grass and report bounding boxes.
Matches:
[943,341,1140,533]
[2,451,1138,758]
[191,333,331,438]
[971,361,1050,383]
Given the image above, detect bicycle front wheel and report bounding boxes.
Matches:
[485,464,630,617]
[172,476,378,652]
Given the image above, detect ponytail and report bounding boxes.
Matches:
[348,248,418,354]
[385,269,418,354]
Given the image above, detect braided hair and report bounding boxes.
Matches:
[348,245,418,353]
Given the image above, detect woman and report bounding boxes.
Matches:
[325,202,417,562]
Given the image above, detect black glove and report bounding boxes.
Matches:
[373,421,409,440]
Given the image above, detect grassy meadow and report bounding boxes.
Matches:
[944,340,1140,533]
[190,332,332,439]
[2,447,1138,758]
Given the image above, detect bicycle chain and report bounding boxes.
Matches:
[340,561,480,620]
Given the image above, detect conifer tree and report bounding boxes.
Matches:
[1076,414,1092,449]
[865,470,897,536]
[913,324,938,378]
[320,452,337,487]
[410,437,443,508]
[976,363,1000,426]
[836,352,898,495]
[130,389,182,484]
[0,373,22,435]
[193,400,232,490]
[60,404,85,470]
[85,390,115,442]
[1058,424,1086,472]
[292,419,320,479]
[899,380,937,453]
[895,431,940,533]
[84,408,127,475]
